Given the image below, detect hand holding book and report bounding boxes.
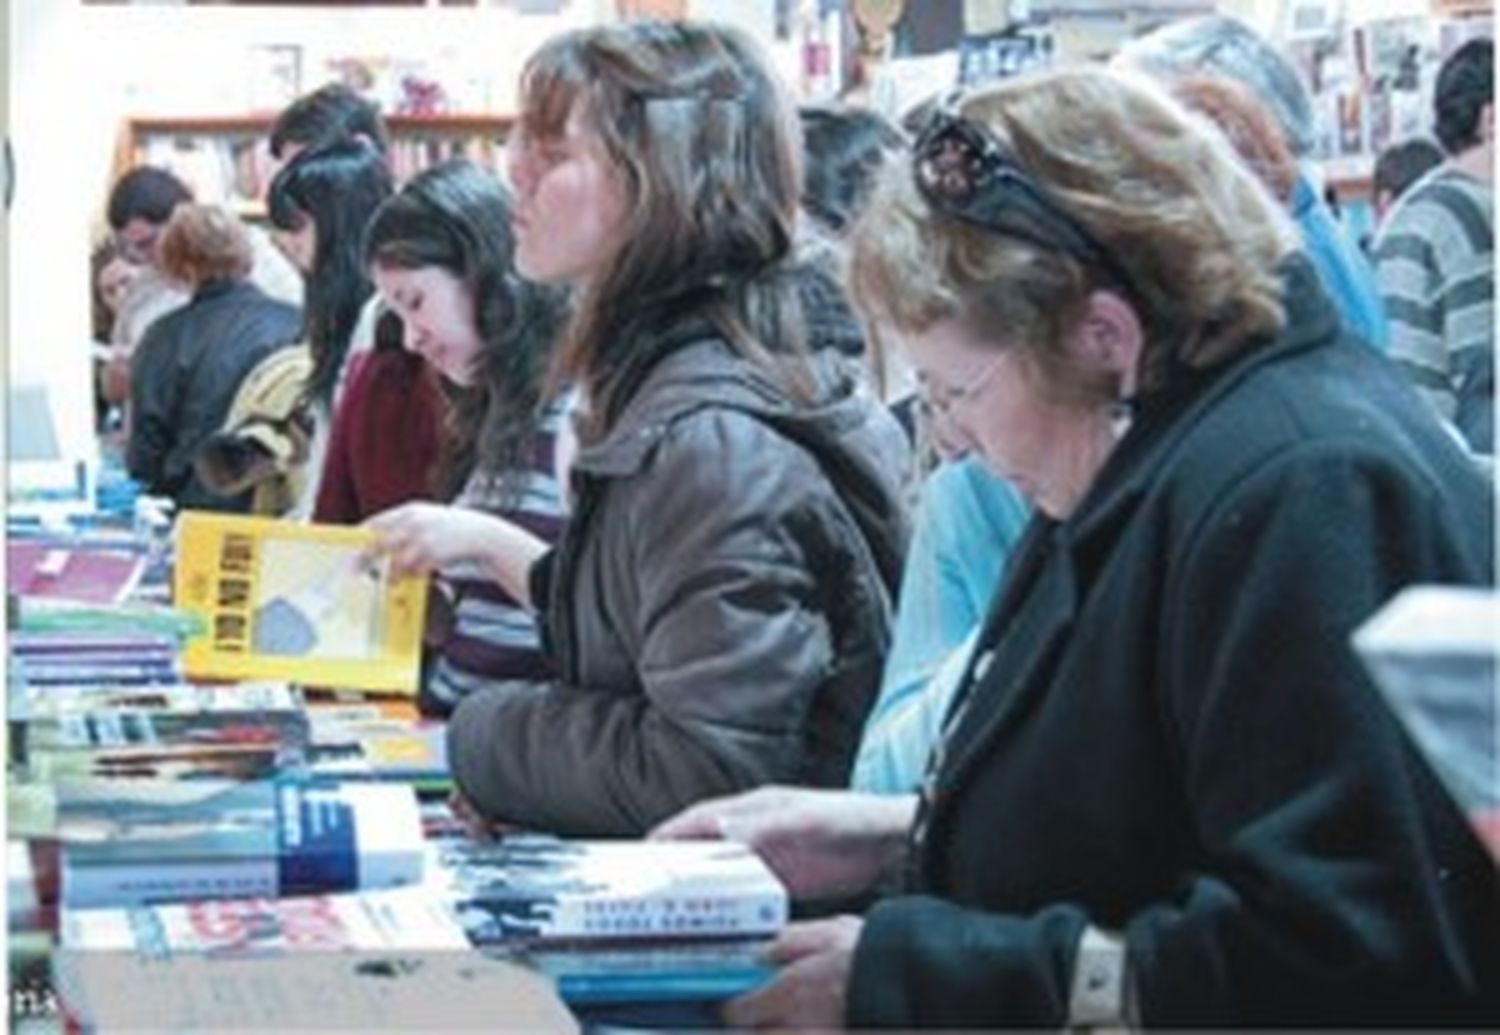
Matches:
[650,786,917,903]
[364,501,548,610]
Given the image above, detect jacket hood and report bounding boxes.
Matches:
[574,333,883,478]
[574,332,910,597]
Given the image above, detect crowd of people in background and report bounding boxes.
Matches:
[86,13,1495,1030]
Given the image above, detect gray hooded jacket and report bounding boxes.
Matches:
[449,332,909,836]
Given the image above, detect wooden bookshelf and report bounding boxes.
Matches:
[111,111,513,220]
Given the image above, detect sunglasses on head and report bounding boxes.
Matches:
[912,99,1138,298]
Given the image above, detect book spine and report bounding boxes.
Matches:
[61,857,277,910]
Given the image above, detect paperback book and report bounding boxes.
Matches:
[307,711,452,792]
[509,938,777,1005]
[53,948,578,1033]
[60,887,470,956]
[174,512,428,693]
[10,680,299,722]
[7,540,148,605]
[431,835,788,945]
[1354,585,1499,861]
[11,707,309,784]
[59,777,425,908]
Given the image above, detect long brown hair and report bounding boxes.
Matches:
[518,20,811,440]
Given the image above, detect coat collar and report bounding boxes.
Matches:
[1067,253,1340,550]
[927,255,1343,816]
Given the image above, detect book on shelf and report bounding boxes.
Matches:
[1353,584,1499,862]
[431,835,788,945]
[58,777,425,909]
[173,512,428,694]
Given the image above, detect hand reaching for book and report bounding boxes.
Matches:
[723,915,862,1031]
[649,786,917,902]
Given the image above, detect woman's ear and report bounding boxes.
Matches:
[1070,290,1144,398]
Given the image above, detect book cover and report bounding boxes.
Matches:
[61,887,470,956]
[59,778,425,908]
[53,949,578,1033]
[1353,585,1498,861]
[7,540,148,605]
[173,512,427,694]
[431,836,788,945]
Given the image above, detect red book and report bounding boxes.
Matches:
[7,542,147,605]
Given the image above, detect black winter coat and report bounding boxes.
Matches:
[848,260,1498,1028]
[127,278,301,511]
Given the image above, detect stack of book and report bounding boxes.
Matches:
[430,834,787,1004]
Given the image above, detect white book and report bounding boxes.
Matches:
[16,680,298,720]
[60,779,425,909]
[430,835,788,945]
[54,948,578,1033]
[61,886,469,955]
[1354,585,1498,859]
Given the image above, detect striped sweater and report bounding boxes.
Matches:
[1373,166,1494,454]
[422,402,568,714]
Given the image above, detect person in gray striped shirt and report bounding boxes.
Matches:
[362,161,571,717]
[1374,38,1493,455]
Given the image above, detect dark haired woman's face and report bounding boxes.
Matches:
[505,107,628,285]
[271,218,317,274]
[373,264,483,386]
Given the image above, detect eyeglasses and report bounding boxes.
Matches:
[921,352,1007,418]
[912,100,1138,299]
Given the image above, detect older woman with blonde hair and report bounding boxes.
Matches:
[126,203,302,511]
[654,65,1496,1028]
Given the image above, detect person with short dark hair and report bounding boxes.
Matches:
[269,82,390,165]
[126,204,301,512]
[1374,38,1494,455]
[799,105,904,236]
[101,165,302,408]
[1372,136,1446,227]
[106,166,193,264]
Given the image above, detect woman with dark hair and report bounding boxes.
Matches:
[420,20,908,837]
[266,138,394,512]
[349,160,569,716]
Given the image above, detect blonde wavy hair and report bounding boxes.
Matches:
[850,65,1297,403]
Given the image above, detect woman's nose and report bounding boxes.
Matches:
[505,143,534,197]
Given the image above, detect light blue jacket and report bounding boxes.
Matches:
[1293,172,1389,352]
[852,457,1029,793]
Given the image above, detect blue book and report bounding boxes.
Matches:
[516,939,777,1004]
[59,778,424,909]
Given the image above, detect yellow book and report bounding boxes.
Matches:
[173,513,427,694]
